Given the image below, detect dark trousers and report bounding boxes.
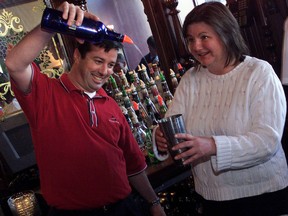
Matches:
[47,193,148,216]
[197,186,288,216]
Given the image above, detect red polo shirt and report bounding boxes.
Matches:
[11,63,146,210]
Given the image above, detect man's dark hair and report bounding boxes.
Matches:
[77,40,123,58]
[147,36,156,49]
[117,53,126,63]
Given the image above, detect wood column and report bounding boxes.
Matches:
[141,0,192,89]
[163,0,192,68]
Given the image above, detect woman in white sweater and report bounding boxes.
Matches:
[155,2,288,215]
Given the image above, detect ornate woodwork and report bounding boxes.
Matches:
[47,0,87,68]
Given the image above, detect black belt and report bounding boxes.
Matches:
[49,206,111,215]
[48,194,131,216]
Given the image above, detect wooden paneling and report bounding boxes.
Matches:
[228,0,288,77]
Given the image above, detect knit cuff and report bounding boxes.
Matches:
[211,136,232,172]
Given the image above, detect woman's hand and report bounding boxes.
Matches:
[155,126,169,153]
[172,133,216,166]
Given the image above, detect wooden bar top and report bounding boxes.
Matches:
[145,156,191,192]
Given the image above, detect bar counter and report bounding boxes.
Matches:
[146,156,192,193]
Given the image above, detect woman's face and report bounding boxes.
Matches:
[186,22,228,73]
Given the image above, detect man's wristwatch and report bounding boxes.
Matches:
[149,197,161,206]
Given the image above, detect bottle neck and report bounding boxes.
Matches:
[41,7,127,44]
[106,30,124,42]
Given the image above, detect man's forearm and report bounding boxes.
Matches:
[128,171,167,215]
[128,171,158,203]
[5,25,54,92]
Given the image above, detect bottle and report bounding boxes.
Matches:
[169,69,179,94]
[157,95,168,118]
[173,60,182,82]
[132,102,148,132]
[131,114,146,149]
[122,107,134,131]
[160,72,174,108]
[145,97,160,127]
[103,79,113,97]
[145,128,159,165]
[140,80,149,101]
[41,7,133,44]
[119,70,130,90]
[109,75,121,100]
[131,71,142,101]
[131,88,149,123]
[177,63,186,78]
[137,64,150,86]
[128,71,135,84]
[152,64,163,94]
[122,87,136,119]
[149,78,161,109]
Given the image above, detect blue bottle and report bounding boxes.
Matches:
[41,7,133,44]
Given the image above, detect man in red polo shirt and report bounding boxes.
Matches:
[5,2,165,216]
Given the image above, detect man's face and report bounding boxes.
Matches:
[74,46,118,92]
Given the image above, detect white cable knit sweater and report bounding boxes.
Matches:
[166,56,288,201]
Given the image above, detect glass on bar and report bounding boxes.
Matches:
[7,191,41,216]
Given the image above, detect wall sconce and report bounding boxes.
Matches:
[7,191,41,216]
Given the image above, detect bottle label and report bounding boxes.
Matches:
[68,22,77,31]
